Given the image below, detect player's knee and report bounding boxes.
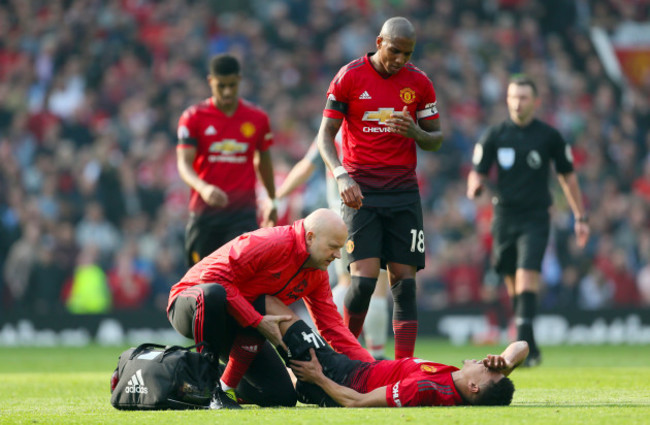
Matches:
[344,276,377,313]
[391,279,417,319]
[282,320,328,362]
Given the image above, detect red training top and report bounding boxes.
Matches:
[167,219,374,362]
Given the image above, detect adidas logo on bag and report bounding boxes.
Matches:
[125,369,149,394]
[359,91,371,99]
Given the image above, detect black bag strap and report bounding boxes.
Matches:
[129,341,205,360]
[129,343,168,360]
[128,341,217,365]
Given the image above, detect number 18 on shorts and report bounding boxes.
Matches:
[342,201,426,270]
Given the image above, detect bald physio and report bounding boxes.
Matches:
[303,208,348,271]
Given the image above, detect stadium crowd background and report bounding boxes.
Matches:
[0,0,649,323]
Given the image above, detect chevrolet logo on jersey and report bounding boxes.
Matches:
[362,108,394,125]
[209,139,249,154]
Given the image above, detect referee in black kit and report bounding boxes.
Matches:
[467,75,590,367]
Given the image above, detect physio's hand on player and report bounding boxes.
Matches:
[386,106,416,137]
[289,348,324,384]
[199,184,228,207]
[337,174,364,209]
[256,314,292,351]
[574,221,590,248]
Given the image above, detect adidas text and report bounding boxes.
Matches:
[125,385,149,394]
[125,369,149,394]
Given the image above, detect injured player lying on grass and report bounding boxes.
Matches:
[267,296,529,407]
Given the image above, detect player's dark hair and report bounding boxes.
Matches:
[509,74,538,97]
[474,377,515,406]
[209,54,240,76]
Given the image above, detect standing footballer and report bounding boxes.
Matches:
[317,16,443,359]
[176,54,277,267]
[467,75,590,366]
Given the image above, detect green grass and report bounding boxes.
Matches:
[1,340,649,424]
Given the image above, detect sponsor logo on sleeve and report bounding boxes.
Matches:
[392,382,402,407]
[472,144,483,165]
[178,125,190,140]
[565,145,574,163]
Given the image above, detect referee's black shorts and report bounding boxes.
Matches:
[341,199,425,270]
[491,209,550,275]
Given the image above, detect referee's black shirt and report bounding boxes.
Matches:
[472,118,574,214]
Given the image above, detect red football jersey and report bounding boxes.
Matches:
[324,54,439,192]
[177,98,273,213]
[351,358,464,407]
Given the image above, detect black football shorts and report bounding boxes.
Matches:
[185,210,257,267]
[341,200,425,270]
[491,209,550,275]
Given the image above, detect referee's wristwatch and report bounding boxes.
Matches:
[576,215,589,223]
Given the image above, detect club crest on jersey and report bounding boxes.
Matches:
[362,108,394,125]
[420,364,437,373]
[527,150,542,169]
[240,122,256,138]
[399,87,416,104]
[497,147,515,169]
[346,240,355,254]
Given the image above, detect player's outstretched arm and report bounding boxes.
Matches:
[482,341,529,377]
[256,149,277,227]
[290,348,388,407]
[276,150,318,199]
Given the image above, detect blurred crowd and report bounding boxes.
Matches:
[1,0,649,318]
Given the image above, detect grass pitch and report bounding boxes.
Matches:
[1,339,648,425]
